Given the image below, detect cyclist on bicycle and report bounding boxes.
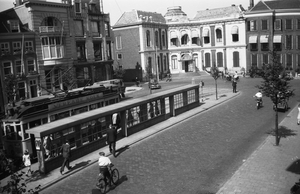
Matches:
[98,152,112,186]
[254,90,263,103]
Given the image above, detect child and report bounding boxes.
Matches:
[23,149,32,176]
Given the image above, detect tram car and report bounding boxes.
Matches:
[1,80,125,159]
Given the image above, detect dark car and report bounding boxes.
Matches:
[149,79,161,89]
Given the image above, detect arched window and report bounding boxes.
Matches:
[193,54,198,69]
[146,30,150,47]
[163,55,167,70]
[233,51,240,67]
[217,52,223,67]
[162,31,166,47]
[205,53,211,67]
[203,28,210,44]
[155,31,159,47]
[170,31,178,46]
[171,55,178,69]
[181,34,188,45]
[216,29,222,42]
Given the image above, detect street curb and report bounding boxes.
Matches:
[38,91,240,192]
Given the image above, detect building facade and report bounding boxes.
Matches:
[112,10,169,81]
[0,0,114,114]
[244,0,300,75]
[166,5,247,74]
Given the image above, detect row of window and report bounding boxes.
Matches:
[251,53,300,67]
[0,41,34,55]
[170,27,239,46]
[2,59,36,76]
[74,20,110,37]
[171,52,240,69]
[146,55,168,72]
[248,18,300,31]
[249,35,300,51]
[145,29,167,48]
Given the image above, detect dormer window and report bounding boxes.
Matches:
[9,20,20,33]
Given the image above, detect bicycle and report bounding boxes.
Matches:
[96,164,119,193]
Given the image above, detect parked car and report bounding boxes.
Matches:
[149,79,161,89]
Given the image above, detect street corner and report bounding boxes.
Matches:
[125,86,143,94]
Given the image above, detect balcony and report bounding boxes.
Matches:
[27,70,39,77]
[39,26,62,33]
[1,51,11,57]
[16,73,26,80]
[25,49,35,55]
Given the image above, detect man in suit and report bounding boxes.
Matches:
[106,124,117,157]
[60,140,71,175]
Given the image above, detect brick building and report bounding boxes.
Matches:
[244,0,300,75]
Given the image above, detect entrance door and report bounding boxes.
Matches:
[185,61,189,72]
[29,79,38,98]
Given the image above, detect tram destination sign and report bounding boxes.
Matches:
[48,93,103,111]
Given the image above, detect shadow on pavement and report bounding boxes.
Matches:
[266,125,297,141]
[286,159,300,174]
[115,145,130,157]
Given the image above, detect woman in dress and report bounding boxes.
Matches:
[23,149,31,176]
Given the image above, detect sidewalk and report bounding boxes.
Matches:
[0,88,238,192]
[216,105,300,194]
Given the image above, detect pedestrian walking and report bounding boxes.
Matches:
[232,80,237,93]
[106,124,117,157]
[22,149,31,176]
[60,140,71,175]
[297,103,300,125]
[149,102,154,118]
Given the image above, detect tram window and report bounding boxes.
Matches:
[42,117,48,124]
[81,128,88,144]
[90,104,97,110]
[62,127,74,136]
[73,106,88,115]
[5,125,16,140]
[69,137,75,149]
[50,115,56,122]
[58,111,70,120]
[54,132,62,139]
[29,120,41,128]
[109,99,115,104]
[22,124,29,139]
[16,125,22,140]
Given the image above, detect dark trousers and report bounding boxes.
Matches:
[233,86,237,93]
[99,167,111,184]
[109,141,116,156]
[60,157,70,172]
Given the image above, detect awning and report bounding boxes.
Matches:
[203,28,209,37]
[231,26,238,34]
[260,35,269,43]
[249,36,257,43]
[273,35,282,43]
[181,30,188,36]
[179,53,193,61]
[170,31,177,39]
[191,30,199,38]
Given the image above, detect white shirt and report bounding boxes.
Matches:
[98,156,111,167]
[112,113,118,125]
[255,92,262,98]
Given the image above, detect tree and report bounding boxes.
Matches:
[113,65,126,79]
[0,171,41,194]
[203,65,221,100]
[4,74,18,105]
[256,50,294,146]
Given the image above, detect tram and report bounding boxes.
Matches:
[1,80,125,159]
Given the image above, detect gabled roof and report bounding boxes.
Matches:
[250,0,300,12]
[0,9,28,33]
[114,10,166,27]
[193,5,244,21]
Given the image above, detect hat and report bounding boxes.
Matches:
[24,149,29,154]
[99,152,105,156]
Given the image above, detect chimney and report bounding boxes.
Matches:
[249,0,254,9]
[14,0,22,7]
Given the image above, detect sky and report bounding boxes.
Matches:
[0,0,251,25]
